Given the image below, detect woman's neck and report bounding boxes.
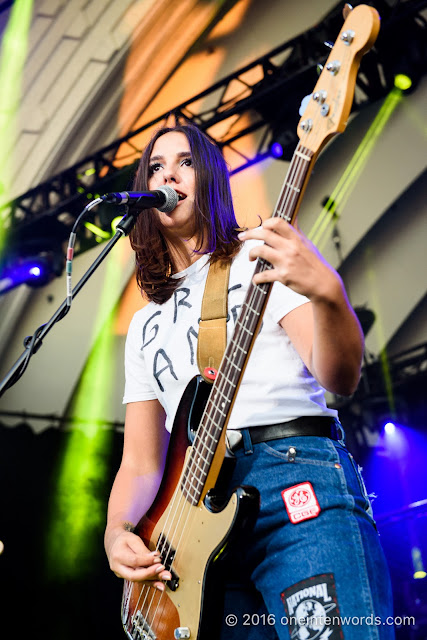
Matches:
[166,235,206,273]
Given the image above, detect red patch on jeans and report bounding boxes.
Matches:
[281,482,321,524]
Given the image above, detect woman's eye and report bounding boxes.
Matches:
[182,158,193,167]
[149,162,162,174]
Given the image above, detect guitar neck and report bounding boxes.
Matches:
[181,142,315,506]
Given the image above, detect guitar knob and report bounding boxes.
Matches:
[174,628,191,639]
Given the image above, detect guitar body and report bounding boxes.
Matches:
[121,376,260,640]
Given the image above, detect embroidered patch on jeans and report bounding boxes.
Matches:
[281,481,320,524]
[281,573,343,639]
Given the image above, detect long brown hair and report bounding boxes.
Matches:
[129,124,241,304]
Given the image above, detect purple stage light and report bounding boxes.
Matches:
[270,142,284,158]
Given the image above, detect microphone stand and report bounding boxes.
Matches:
[0,206,139,399]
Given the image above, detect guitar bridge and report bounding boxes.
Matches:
[157,533,180,591]
[130,610,157,640]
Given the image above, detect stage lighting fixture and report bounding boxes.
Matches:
[270,141,284,159]
[394,73,412,91]
[0,250,64,295]
[412,547,427,580]
[269,128,299,161]
[384,422,396,435]
[387,17,426,95]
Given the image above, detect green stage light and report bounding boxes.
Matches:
[45,317,116,580]
[0,0,34,255]
[309,88,403,250]
[111,216,123,233]
[394,73,412,91]
[84,221,112,239]
[45,249,126,580]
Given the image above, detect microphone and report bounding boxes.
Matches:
[102,186,178,213]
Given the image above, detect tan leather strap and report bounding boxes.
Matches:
[197,259,230,383]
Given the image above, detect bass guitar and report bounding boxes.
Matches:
[121,5,380,639]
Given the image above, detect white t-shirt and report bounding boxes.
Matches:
[123,240,337,432]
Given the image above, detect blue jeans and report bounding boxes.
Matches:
[218,429,395,640]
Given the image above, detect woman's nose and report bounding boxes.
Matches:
[163,169,178,184]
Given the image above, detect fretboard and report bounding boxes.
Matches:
[181,142,314,505]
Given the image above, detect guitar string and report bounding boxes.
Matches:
[179,141,310,490]
[203,38,355,463]
[127,474,196,629]
[126,41,351,632]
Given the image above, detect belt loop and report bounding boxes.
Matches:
[334,418,345,443]
[241,428,254,455]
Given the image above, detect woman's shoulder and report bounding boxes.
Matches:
[233,235,263,262]
[128,300,160,330]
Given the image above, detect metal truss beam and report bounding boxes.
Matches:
[1,0,426,262]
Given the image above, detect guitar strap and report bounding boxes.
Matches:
[197,259,230,383]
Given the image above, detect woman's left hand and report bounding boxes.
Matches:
[238,217,342,304]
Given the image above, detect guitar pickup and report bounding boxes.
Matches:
[157,534,180,591]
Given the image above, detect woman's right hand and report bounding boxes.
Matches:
[106,528,172,590]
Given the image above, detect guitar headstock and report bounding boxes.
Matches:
[297,4,380,155]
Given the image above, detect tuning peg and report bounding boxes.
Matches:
[324,41,333,49]
[317,64,324,76]
[343,4,353,20]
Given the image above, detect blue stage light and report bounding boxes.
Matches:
[0,255,56,295]
[28,265,42,278]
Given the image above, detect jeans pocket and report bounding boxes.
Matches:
[259,436,340,468]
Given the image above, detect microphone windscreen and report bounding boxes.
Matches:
[156,186,179,213]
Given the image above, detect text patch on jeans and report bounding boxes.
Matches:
[281,481,320,524]
[281,573,343,639]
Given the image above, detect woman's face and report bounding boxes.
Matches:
[147,131,197,242]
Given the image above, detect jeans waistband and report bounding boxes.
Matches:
[226,416,342,453]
